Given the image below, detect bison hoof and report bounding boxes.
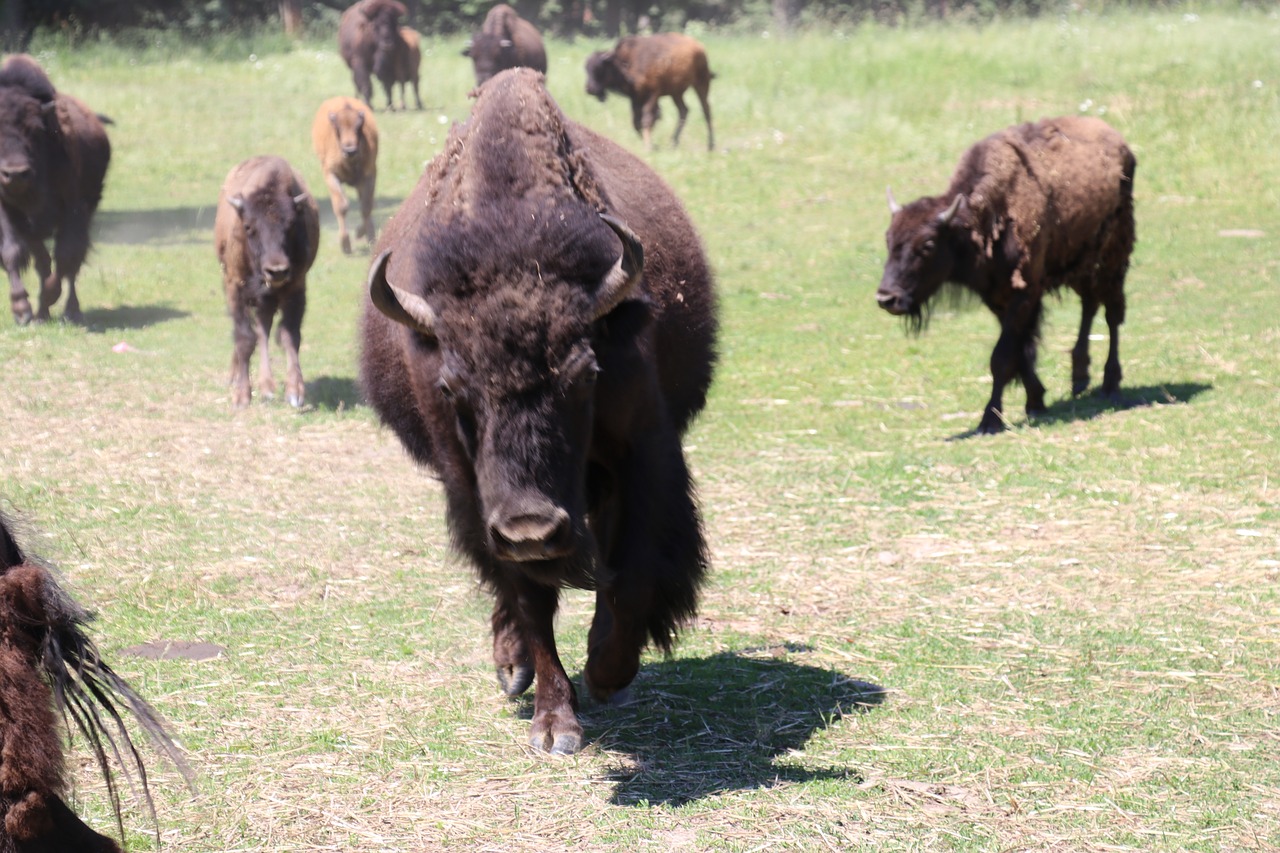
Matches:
[340,235,352,255]
[528,711,584,755]
[976,416,1007,435]
[496,662,534,697]
[287,392,304,408]
[1072,376,1090,397]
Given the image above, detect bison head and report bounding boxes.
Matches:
[226,188,311,294]
[584,51,627,102]
[464,33,516,85]
[876,189,967,325]
[330,103,368,159]
[0,62,57,208]
[368,212,644,578]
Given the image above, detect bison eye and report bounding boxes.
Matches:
[437,378,456,401]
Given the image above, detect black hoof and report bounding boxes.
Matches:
[496,663,533,697]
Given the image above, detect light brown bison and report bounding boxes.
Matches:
[876,115,1136,434]
[584,33,714,151]
[0,510,190,852]
[214,156,320,408]
[0,54,110,325]
[359,69,717,754]
[463,4,548,86]
[311,96,379,254]
[338,0,407,109]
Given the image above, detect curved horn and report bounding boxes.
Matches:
[886,186,902,215]
[593,214,645,321]
[937,193,964,225]
[227,195,245,213]
[368,250,437,337]
[292,192,309,209]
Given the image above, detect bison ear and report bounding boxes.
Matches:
[228,195,245,215]
[886,186,902,215]
[593,214,645,321]
[368,250,438,338]
[937,193,965,225]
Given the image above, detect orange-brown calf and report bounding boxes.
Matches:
[311,96,379,255]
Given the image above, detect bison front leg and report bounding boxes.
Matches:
[670,92,690,148]
[253,296,279,401]
[498,576,581,754]
[1,218,34,325]
[491,598,533,697]
[228,305,257,408]
[28,241,55,322]
[276,287,306,408]
[324,172,353,255]
[50,211,91,324]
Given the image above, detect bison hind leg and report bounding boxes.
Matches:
[1100,298,1124,399]
[1072,295,1099,396]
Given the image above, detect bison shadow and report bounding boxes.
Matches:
[93,206,213,246]
[305,375,362,411]
[520,650,884,806]
[80,304,190,331]
[947,382,1213,440]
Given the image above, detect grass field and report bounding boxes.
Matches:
[2,7,1278,850]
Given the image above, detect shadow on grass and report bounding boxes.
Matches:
[81,304,190,331]
[947,382,1213,440]
[306,375,363,411]
[518,651,884,806]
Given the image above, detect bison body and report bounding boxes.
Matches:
[463,4,548,86]
[585,33,714,151]
[311,96,379,254]
[214,156,320,408]
[375,26,424,111]
[338,0,408,108]
[359,69,717,754]
[0,55,110,325]
[876,116,1136,434]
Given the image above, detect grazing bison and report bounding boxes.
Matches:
[0,510,189,852]
[876,115,1136,434]
[338,0,408,108]
[463,4,548,86]
[359,69,717,754]
[585,33,714,151]
[311,96,379,254]
[214,156,320,408]
[0,54,110,325]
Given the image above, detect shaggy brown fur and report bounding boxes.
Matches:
[359,69,717,755]
[463,4,547,85]
[311,96,379,255]
[214,156,320,408]
[0,54,110,326]
[584,33,715,151]
[0,511,190,852]
[337,0,408,108]
[877,115,1136,434]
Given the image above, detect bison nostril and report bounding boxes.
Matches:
[490,509,572,561]
[264,264,291,281]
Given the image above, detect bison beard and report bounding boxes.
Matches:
[876,115,1136,434]
[359,69,716,754]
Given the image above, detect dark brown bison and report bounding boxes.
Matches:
[0,54,110,325]
[359,69,717,754]
[214,156,320,408]
[311,96,378,254]
[0,510,189,852]
[377,26,424,111]
[876,115,1136,434]
[463,4,547,86]
[584,33,714,151]
[338,0,407,109]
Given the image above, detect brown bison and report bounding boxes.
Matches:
[214,156,320,408]
[876,115,1136,434]
[378,26,424,111]
[584,33,715,151]
[0,510,189,852]
[338,0,408,109]
[359,69,717,754]
[463,4,548,86]
[311,96,378,254]
[0,54,110,325]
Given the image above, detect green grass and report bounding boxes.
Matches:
[3,7,1279,851]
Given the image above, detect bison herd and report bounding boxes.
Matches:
[1,2,1145,844]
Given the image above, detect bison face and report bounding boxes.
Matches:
[228,190,310,291]
[876,193,966,322]
[465,33,513,85]
[330,106,367,159]
[0,90,53,207]
[583,52,620,102]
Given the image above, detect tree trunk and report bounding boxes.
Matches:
[772,0,798,33]
[280,0,303,36]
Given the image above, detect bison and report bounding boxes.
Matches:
[338,0,408,109]
[0,510,189,852]
[378,26,424,111]
[0,54,110,325]
[359,69,717,754]
[311,96,378,255]
[463,4,548,86]
[214,156,320,408]
[876,115,1136,434]
[584,33,715,151]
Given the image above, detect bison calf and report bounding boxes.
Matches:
[585,33,714,151]
[214,156,320,408]
[876,115,1136,434]
[312,96,378,254]
[0,54,110,325]
[463,4,547,86]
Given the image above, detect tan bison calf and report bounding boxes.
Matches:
[585,33,714,151]
[214,156,320,408]
[311,96,378,254]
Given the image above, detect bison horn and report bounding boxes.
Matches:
[938,193,964,225]
[227,195,245,214]
[593,214,645,321]
[886,186,902,215]
[368,250,438,337]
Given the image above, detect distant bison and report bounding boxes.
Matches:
[0,54,111,325]
[585,33,714,151]
[377,26,424,111]
[876,116,1136,434]
[359,69,717,754]
[312,96,379,254]
[463,4,547,86]
[214,156,320,408]
[0,510,189,852]
[338,0,408,108]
